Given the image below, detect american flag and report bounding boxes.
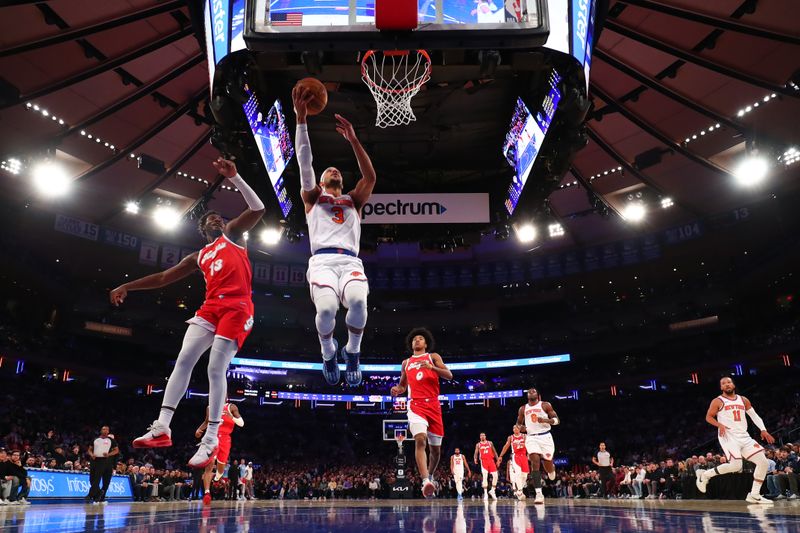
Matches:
[271,12,303,26]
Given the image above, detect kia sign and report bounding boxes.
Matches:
[28,469,133,501]
[361,194,490,224]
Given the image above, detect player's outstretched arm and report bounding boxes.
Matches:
[212,158,266,242]
[292,86,322,208]
[109,252,199,306]
[336,114,376,210]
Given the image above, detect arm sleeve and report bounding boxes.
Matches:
[228,173,265,211]
[746,408,767,431]
[296,124,317,191]
[232,416,244,427]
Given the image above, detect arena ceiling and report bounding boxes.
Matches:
[0,0,798,254]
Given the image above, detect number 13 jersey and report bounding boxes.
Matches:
[198,234,252,300]
[307,192,361,255]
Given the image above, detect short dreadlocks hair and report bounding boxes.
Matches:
[406,327,435,353]
[197,210,221,236]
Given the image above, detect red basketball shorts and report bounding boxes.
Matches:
[188,297,254,348]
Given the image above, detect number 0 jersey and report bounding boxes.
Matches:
[404,353,440,401]
[307,192,361,255]
[198,234,253,301]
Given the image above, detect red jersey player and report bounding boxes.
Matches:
[195,402,244,505]
[498,425,530,500]
[391,328,453,499]
[474,433,499,500]
[110,157,264,469]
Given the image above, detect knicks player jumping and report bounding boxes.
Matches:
[498,425,530,500]
[516,387,560,504]
[110,157,264,468]
[391,328,452,498]
[293,86,376,386]
[474,433,499,500]
[450,447,472,501]
[695,377,775,505]
[196,402,244,505]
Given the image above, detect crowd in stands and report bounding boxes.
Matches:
[1,367,798,503]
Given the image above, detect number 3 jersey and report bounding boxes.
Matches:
[198,234,253,300]
[307,192,361,255]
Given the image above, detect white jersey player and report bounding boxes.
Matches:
[293,86,376,387]
[695,377,775,505]
[516,387,559,505]
[450,448,472,501]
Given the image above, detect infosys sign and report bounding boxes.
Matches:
[361,194,490,224]
[28,470,133,500]
[571,0,595,66]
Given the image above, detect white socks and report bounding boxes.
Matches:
[314,293,339,359]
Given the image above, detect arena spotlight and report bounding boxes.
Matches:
[514,223,537,243]
[152,205,181,230]
[260,227,282,245]
[621,202,647,223]
[734,155,769,187]
[660,197,674,209]
[32,161,71,198]
[548,223,565,238]
[124,201,140,215]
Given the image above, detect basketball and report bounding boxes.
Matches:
[295,77,328,116]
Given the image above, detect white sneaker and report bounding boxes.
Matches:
[188,439,219,469]
[695,469,708,494]
[489,488,497,500]
[483,491,488,500]
[745,493,774,505]
[213,471,223,482]
[534,491,545,505]
[422,479,436,498]
[547,470,556,481]
[133,420,172,449]
[515,490,526,501]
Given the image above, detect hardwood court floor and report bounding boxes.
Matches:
[2,497,798,532]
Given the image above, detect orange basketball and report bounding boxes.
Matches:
[295,77,328,116]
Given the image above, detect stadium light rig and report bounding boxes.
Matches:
[152,205,181,230]
[260,227,282,245]
[32,161,71,198]
[734,155,769,187]
[514,223,537,243]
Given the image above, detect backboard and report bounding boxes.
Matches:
[382,419,409,441]
[245,0,549,51]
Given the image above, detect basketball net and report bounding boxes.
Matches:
[361,50,432,128]
[395,433,406,451]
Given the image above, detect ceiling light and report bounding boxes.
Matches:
[152,206,181,230]
[734,156,769,187]
[548,223,565,238]
[32,161,71,198]
[260,228,282,245]
[125,201,140,215]
[514,223,537,243]
[621,202,647,223]
[660,197,674,209]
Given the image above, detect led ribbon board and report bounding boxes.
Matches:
[231,353,570,372]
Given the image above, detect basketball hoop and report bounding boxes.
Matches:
[395,433,406,450]
[361,49,432,128]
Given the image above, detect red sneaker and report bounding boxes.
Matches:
[203,493,212,506]
[132,421,172,449]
